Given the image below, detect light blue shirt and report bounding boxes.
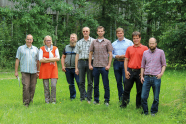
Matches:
[112,38,133,58]
[16,44,39,73]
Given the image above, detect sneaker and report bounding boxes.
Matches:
[93,101,100,105]
[105,102,109,106]
[52,102,56,104]
[24,104,29,107]
[151,113,155,116]
[87,101,91,104]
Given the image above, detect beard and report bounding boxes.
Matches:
[150,46,156,51]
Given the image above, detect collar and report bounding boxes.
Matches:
[148,47,157,53]
[133,44,142,48]
[25,44,33,49]
[83,36,91,42]
[96,38,105,42]
[117,37,125,42]
[45,45,53,52]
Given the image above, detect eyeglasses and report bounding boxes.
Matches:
[83,31,89,33]
[45,40,51,42]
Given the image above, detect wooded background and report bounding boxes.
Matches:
[0,0,186,69]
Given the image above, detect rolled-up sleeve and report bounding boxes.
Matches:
[161,51,166,66]
[39,49,43,61]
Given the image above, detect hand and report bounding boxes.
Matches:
[139,73,141,79]
[105,65,110,70]
[62,66,66,72]
[125,71,130,79]
[15,72,18,77]
[75,68,79,75]
[156,73,163,79]
[89,65,93,70]
[141,77,144,84]
[115,55,120,59]
[120,55,125,58]
[37,72,39,78]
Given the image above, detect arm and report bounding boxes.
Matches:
[61,54,66,72]
[105,51,112,70]
[36,60,40,77]
[39,57,59,63]
[89,51,93,70]
[75,54,79,75]
[124,58,130,79]
[15,59,19,77]
[156,66,166,79]
[141,68,145,84]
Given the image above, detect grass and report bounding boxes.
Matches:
[0,67,186,124]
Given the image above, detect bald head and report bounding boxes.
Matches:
[149,37,157,43]
[82,27,90,38]
[149,37,157,51]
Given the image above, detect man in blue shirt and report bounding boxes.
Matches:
[112,28,133,101]
[15,34,39,107]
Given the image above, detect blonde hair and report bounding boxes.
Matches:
[43,35,53,45]
[116,28,124,34]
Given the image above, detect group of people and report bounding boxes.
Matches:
[15,26,166,116]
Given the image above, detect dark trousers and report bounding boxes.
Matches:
[65,68,80,99]
[21,72,37,105]
[121,68,142,108]
[93,67,110,103]
[78,60,93,101]
[113,60,125,100]
[141,76,161,114]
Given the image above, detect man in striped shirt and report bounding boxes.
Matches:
[15,34,39,107]
[141,37,166,116]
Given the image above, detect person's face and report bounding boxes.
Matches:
[82,27,90,37]
[25,35,33,47]
[45,37,52,46]
[132,35,141,45]
[149,39,157,50]
[116,31,124,39]
[97,28,105,37]
[70,35,77,44]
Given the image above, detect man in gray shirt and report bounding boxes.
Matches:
[15,34,39,107]
[75,27,95,103]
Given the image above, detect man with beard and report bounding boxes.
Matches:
[141,37,166,116]
[61,33,80,100]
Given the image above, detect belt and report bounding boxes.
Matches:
[115,59,124,62]
[145,75,156,77]
[79,59,88,61]
[128,68,140,72]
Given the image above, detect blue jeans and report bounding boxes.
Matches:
[93,67,110,103]
[113,60,125,100]
[141,76,161,114]
[65,68,80,99]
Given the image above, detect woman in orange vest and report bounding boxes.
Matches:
[39,35,60,104]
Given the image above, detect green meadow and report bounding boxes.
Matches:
[0,67,185,124]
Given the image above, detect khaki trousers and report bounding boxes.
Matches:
[21,72,37,105]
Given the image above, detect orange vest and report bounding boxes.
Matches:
[39,46,58,79]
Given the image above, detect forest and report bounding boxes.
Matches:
[0,0,186,69]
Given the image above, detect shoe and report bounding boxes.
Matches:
[52,102,56,104]
[141,111,148,115]
[105,102,109,106]
[24,104,29,107]
[87,101,91,104]
[93,101,100,105]
[120,104,126,108]
[151,113,155,116]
